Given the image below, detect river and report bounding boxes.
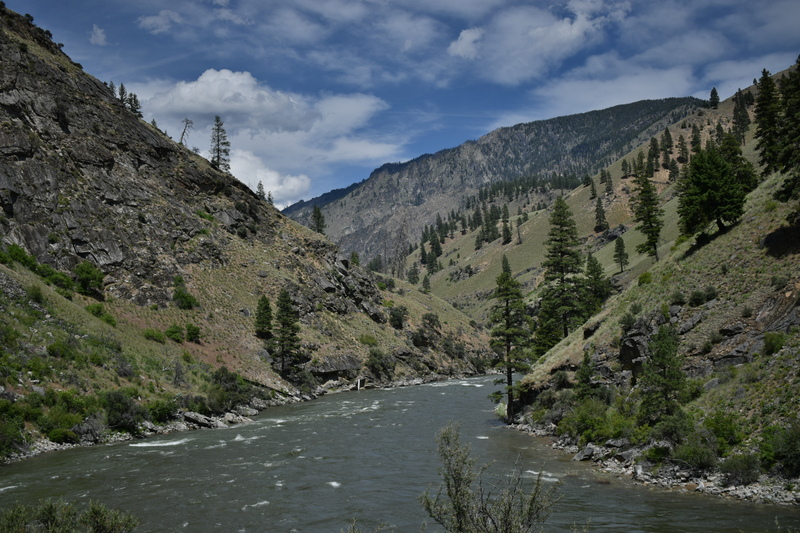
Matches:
[1,375,799,532]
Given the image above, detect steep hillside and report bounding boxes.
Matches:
[284,98,704,261]
[0,7,489,458]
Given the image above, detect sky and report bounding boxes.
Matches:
[8,0,800,208]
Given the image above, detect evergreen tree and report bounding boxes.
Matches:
[349,251,360,266]
[408,264,420,284]
[631,174,664,261]
[311,205,326,235]
[646,137,660,176]
[254,295,273,339]
[594,197,609,232]
[118,83,127,104]
[274,288,301,375]
[584,253,611,315]
[502,220,512,245]
[709,87,720,109]
[422,274,431,293]
[668,158,680,182]
[732,89,751,144]
[621,158,629,178]
[755,68,782,175]
[429,230,443,257]
[690,124,702,153]
[534,197,584,355]
[613,236,629,273]
[488,255,529,423]
[210,115,231,172]
[660,128,673,167]
[256,181,267,201]
[589,179,597,199]
[605,172,613,194]
[677,134,689,164]
[267,191,274,205]
[638,325,686,425]
[678,142,749,235]
[776,55,800,202]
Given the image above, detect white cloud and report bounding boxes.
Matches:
[89,24,108,46]
[448,28,483,59]
[229,150,311,208]
[138,10,184,34]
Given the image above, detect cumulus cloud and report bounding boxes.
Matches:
[89,24,108,46]
[448,28,483,59]
[230,150,311,208]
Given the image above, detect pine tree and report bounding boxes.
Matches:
[605,171,613,194]
[256,181,267,201]
[584,253,611,315]
[660,129,673,168]
[613,236,629,273]
[709,87,720,109]
[210,115,231,172]
[311,205,326,235]
[594,197,609,232]
[408,264,420,284]
[631,174,664,261]
[638,325,686,425]
[349,251,360,266]
[678,142,748,235]
[677,135,689,164]
[489,255,529,423]
[589,179,597,199]
[732,89,751,144]
[776,55,800,202]
[501,220,512,245]
[254,295,273,339]
[621,159,629,178]
[755,68,782,175]
[534,197,584,355]
[274,288,301,375]
[691,125,702,153]
[422,274,431,293]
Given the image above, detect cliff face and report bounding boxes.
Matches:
[284,98,704,260]
[0,7,488,392]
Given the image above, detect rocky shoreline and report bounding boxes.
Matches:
[514,423,800,506]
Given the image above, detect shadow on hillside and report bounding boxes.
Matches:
[762,223,800,257]
[680,230,725,259]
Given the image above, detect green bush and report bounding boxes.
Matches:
[143,329,166,343]
[557,398,612,446]
[172,276,199,310]
[689,290,707,306]
[670,291,686,305]
[422,312,441,330]
[764,331,786,355]
[704,410,744,454]
[147,398,178,423]
[48,427,79,444]
[26,284,45,305]
[365,347,394,379]
[773,421,800,478]
[7,244,36,269]
[185,323,201,343]
[0,399,26,459]
[85,303,116,327]
[47,339,78,360]
[358,334,378,346]
[388,305,408,330]
[638,272,653,285]
[672,440,718,471]
[0,498,139,533]
[720,454,761,486]
[164,324,184,343]
[103,390,148,434]
[74,261,104,295]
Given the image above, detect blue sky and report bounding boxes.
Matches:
[8,0,800,207]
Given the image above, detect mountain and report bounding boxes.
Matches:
[283,97,704,261]
[0,6,489,458]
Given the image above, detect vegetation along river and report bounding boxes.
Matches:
[2,375,799,532]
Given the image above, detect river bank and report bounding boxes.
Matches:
[514,422,800,506]
[2,373,458,465]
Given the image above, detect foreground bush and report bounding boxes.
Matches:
[0,498,138,532]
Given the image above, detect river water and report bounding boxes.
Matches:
[1,375,799,532]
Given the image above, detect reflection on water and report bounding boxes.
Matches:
[0,375,798,532]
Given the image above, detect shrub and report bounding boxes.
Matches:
[85,303,116,327]
[25,284,45,305]
[619,312,635,332]
[47,340,78,360]
[557,398,611,445]
[422,312,441,330]
[721,454,761,486]
[358,334,378,346]
[185,323,201,343]
[143,329,166,343]
[773,421,800,478]
[638,272,653,285]
[704,285,718,302]
[103,390,148,433]
[670,291,686,306]
[74,261,104,295]
[672,440,717,471]
[164,324,184,343]
[48,427,79,444]
[173,286,199,310]
[388,305,408,330]
[0,499,139,533]
[365,347,394,379]
[689,290,707,307]
[764,331,786,355]
[147,398,178,423]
